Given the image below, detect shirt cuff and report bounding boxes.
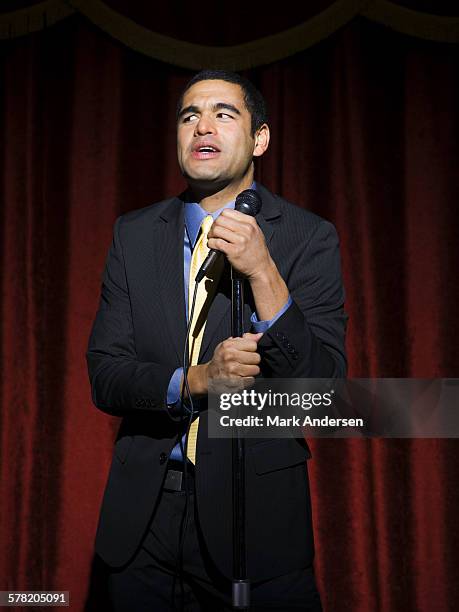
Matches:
[167,367,183,404]
[251,295,293,333]
[167,367,201,416]
[167,367,186,415]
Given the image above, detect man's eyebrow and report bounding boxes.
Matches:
[177,102,242,120]
[177,105,199,120]
[213,102,241,115]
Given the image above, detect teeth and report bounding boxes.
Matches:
[199,147,217,152]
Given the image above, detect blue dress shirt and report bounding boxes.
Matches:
[168,184,292,461]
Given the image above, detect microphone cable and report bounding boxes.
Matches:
[170,281,199,612]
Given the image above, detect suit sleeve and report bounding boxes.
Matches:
[86,215,180,419]
[258,219,348,378]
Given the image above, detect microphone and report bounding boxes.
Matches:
[195,189,262,283]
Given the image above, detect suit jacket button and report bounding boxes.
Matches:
[159,452,167,465]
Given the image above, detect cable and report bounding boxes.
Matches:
[170,281,199,611]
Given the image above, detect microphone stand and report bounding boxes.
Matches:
[231,265,250,610]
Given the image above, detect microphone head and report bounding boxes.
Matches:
[234,189,262,217]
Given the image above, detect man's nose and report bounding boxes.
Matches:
[194,114,216,136]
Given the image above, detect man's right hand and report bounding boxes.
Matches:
[187,332,263,396]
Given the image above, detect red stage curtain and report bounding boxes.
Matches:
[1,12,458,612]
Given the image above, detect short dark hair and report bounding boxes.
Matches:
[176,69,268,136]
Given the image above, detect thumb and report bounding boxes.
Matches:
[243,332,264,341]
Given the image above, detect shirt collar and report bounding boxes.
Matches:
[184,181,257,248]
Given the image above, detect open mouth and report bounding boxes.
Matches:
[191,144,221,160]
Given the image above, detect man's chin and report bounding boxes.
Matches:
[184,174,229,194]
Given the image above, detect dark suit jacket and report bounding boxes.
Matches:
[86,183,347,581]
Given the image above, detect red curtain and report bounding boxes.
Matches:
[1,12,458,612]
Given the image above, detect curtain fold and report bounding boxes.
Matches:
[1,0,459,61]
[0,0,75,39]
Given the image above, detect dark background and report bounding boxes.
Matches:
[1,2,458,610]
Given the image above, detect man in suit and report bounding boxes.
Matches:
[87,69,347,611]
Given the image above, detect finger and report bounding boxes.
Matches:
[207,237,235,256]
[210,224,246,246]
[233,333,264,351]
[232,351,261,365]
[233,364,260,377]
[213,212,253,233]
[243,332,263,341]
[220,209,258,225]
[230,338,260,352]
[221,334,262,352]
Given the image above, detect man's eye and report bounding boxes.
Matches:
[217,113,232,119]
[183,114,198,123]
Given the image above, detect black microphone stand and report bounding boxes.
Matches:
[231,265,250,610]
[195,187,261,610]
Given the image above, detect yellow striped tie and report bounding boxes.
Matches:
[186,215,223,464]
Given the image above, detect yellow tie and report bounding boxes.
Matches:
[186,215,223,464]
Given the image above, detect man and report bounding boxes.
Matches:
[87,69,347,611]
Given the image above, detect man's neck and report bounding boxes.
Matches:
[187,173,255,213]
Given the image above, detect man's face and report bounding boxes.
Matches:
[177,79,263,190]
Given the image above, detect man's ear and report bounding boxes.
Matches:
[253,124,270,158]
